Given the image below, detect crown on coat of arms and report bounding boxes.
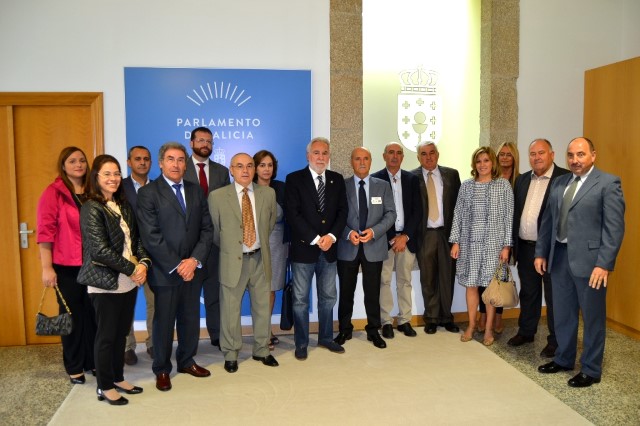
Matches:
[399,67,438,94]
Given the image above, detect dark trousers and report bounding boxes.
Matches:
[202,246,221,342]
[151,280,203,375]
[337,245,383,335]
[90,288,137,391]
[53,264,96,375]
[516,239,556,345]
[417,229,455,324]
[551,242,607,379]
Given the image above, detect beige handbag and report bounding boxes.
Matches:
[482,262,519,308]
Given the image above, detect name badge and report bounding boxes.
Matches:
[371,196,382,205]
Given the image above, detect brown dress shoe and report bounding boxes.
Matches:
[156,373,172,391]
[178,363,211,377]
[124,349,138,366]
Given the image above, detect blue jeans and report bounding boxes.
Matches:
[292,253,337,349]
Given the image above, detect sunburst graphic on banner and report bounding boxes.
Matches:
[186,81,252,107]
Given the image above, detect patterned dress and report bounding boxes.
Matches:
[449,178,513,287]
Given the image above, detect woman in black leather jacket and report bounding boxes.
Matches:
[78,155,151,406]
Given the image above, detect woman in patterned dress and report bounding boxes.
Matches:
[450,146,513,346]
[254,150,289,350]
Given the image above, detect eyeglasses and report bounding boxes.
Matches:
[98,172,122,179]
[194,138,213,145]
[232,164,255,170]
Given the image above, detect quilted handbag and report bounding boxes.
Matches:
[35,286,73,336]
[481,262,519,308]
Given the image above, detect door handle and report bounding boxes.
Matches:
[19,222,34,249]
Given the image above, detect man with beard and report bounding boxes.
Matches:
[184,127,230,350]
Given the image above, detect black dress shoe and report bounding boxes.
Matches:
[540,344,557,358]
[424,323,438,334]
[441,322,460,333]
[318,341,345,354]
[334,331,352,345]
[224,360,238,373]
[382,324,395,339]
[507,334,535,347]
[114,384,143,394]
[538,361,572,374]
[367,333,387,348]
[252,354,279,367]
[568,372,600,388]
[97,389,129,406]
[69,374,86,385]
[294,347,308,361]
[397,323,417,337]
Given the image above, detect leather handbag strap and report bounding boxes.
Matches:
[493,261,513,282]
[38,286,72,315]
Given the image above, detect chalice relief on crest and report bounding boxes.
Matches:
[396,67,442,152]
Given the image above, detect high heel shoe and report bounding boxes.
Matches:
[114,384,143,394]
[97,388,129,406]
[69,374,85,385]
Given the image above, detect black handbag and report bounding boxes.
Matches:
[35,286,73,336]
[280,260,294,331]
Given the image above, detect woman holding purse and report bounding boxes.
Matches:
[79,155,150,405]
[449,146,513,346]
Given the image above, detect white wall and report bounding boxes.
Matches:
[518,0,640,166]
[0,0,330,168]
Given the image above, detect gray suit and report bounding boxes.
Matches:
[337,176,396,334]
[536,166,625,378]
[208,183,276,361]
[185,157,230,343]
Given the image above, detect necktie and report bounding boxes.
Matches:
[427,171,439,222]
[172,183,186,214]
[317,175,325,212]
[358,180,368,232]
[242,188,256,247]
[557,176,580,241]
[197,163,208,195]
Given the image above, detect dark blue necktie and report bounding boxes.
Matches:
[317,176,325,212]
[172,183,186,213]
[358,180,368,232]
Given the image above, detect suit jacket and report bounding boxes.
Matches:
[512,163,569,260]
[337,176,396,262]
[122,176,153,213]
[371,168,423,253]
[208,183,276,287]
[412,165,461,242]
[185,156,230,195]
[535,167,625,277]
[137,177,214,287]
[285,167,348,263]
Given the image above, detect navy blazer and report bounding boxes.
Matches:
[371,168,423,253]
[512,163,569,260]
[285,167,348,263]
[137,177,214,287]
[535,166,625,277]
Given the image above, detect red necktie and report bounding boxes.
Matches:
[197,163,208,195]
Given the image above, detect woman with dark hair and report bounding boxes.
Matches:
[477,141,520,334]
[79,155,150,405]
[253,150,289,350]
[450,146,513,346]
[37,146,96,384]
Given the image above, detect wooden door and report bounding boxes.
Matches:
[0,93,103,346]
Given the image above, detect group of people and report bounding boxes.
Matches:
[37,131,625,407]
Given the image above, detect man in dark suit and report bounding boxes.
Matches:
[335,147,396,349]
[123,145,155,365]
[412,141,461,334]
[508,139,569,358]
[536,137,625,387]
[209,153,278,373]
[184,126,230,349]
[285,137,348,361]
[137,142,214,391]
[371,142,422,338]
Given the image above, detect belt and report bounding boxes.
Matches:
[243,248,261,256]
[426,227,444,231]
[519,239,536,246]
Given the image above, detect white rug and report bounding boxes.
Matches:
[49,332,590,425]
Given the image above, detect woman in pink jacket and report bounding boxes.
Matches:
[37,146,96,384]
